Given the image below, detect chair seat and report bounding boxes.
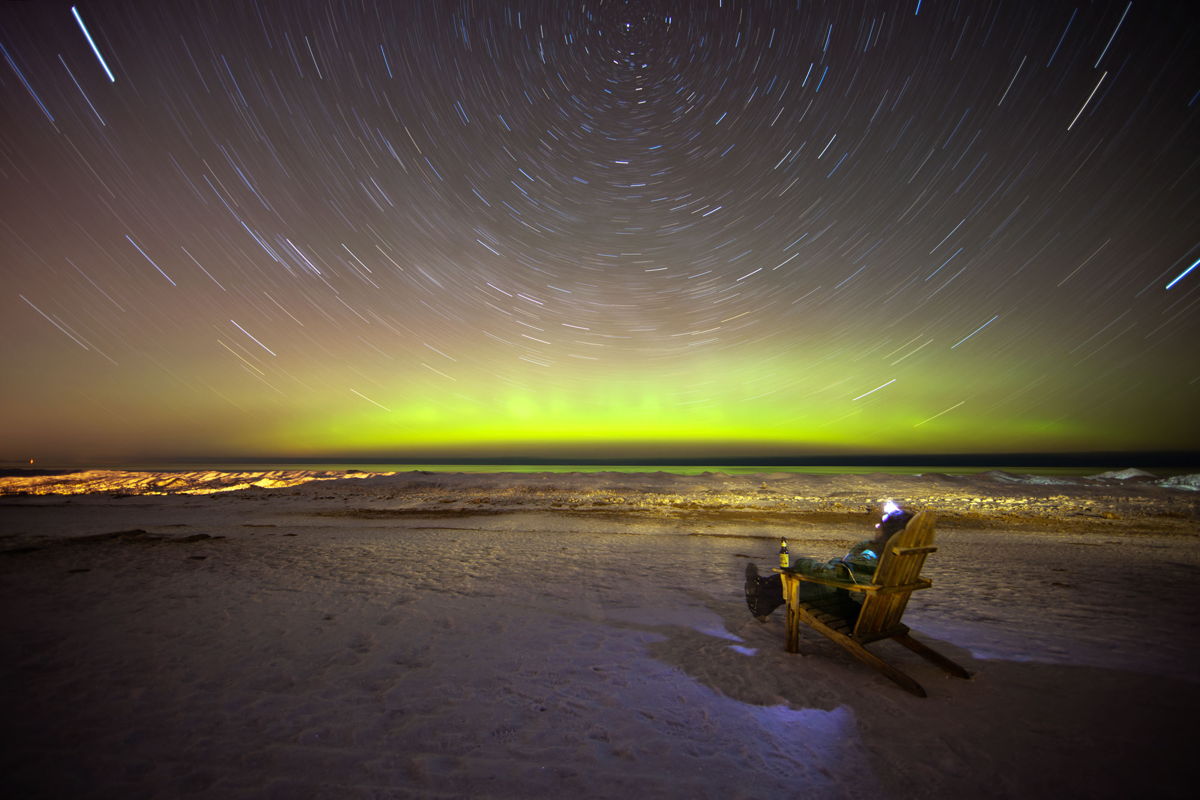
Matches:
[784,580,913,643]
[798,589,861,630]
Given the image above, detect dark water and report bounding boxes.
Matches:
[199,463,1132,477]
[5,462,1192,478]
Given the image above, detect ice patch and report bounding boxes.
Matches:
[982,470,1079,486]
[1156,473,1200,491]
[1091,468,1156,480]
[694,625,743,642]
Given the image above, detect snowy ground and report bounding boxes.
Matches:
[1,470,1197,798]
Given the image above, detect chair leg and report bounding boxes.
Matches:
[783,580,800,653]
[837,637,927,698]
[893,633,972,679]
[795,610,928,697]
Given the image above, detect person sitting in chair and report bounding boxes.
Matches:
[745,501,914,620]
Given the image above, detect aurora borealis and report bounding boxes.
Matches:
[2,1,1197,464]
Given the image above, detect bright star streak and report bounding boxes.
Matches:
[1093,2,1132,69]
[20,295,89,350]
[915,401,966,427]
[71,6,116,83]
[1,41,55,122]
[58,54,106,125]
[1067,72,1107,131]
[852,379,896,402]
[951,315,1000,349]
[350,388,391,411]
[229,320,277,356]
[1165,257,1199,290]
[125,234,177,286]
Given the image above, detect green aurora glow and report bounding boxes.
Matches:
[2,3,1197,464]
[9,330,1187,463]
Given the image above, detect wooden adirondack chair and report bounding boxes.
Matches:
[774,510,970,697]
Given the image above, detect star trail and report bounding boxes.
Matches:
[2,0,1197,463]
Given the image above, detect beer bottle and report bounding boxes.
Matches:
[779,538,790,569]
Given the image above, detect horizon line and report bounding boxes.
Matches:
[13,449,1197,469]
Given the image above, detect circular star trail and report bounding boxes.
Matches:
[2,1,1197,462]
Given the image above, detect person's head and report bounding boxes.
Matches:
[874,501,912,544]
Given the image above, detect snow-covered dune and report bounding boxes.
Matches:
[1,471,1196,797]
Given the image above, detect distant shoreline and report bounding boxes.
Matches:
[3,463,1198,479]
[3,465,1197,537]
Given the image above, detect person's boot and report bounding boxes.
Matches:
[744,562,784,621]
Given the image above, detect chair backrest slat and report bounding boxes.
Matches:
[853,511,937,636]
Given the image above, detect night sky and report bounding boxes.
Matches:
[2,0,1198,464]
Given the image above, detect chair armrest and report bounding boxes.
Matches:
[774,570,933,595]
[774,569,871,592]
[891,545,937,556]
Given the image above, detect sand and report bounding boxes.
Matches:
[1,469,1197,798]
